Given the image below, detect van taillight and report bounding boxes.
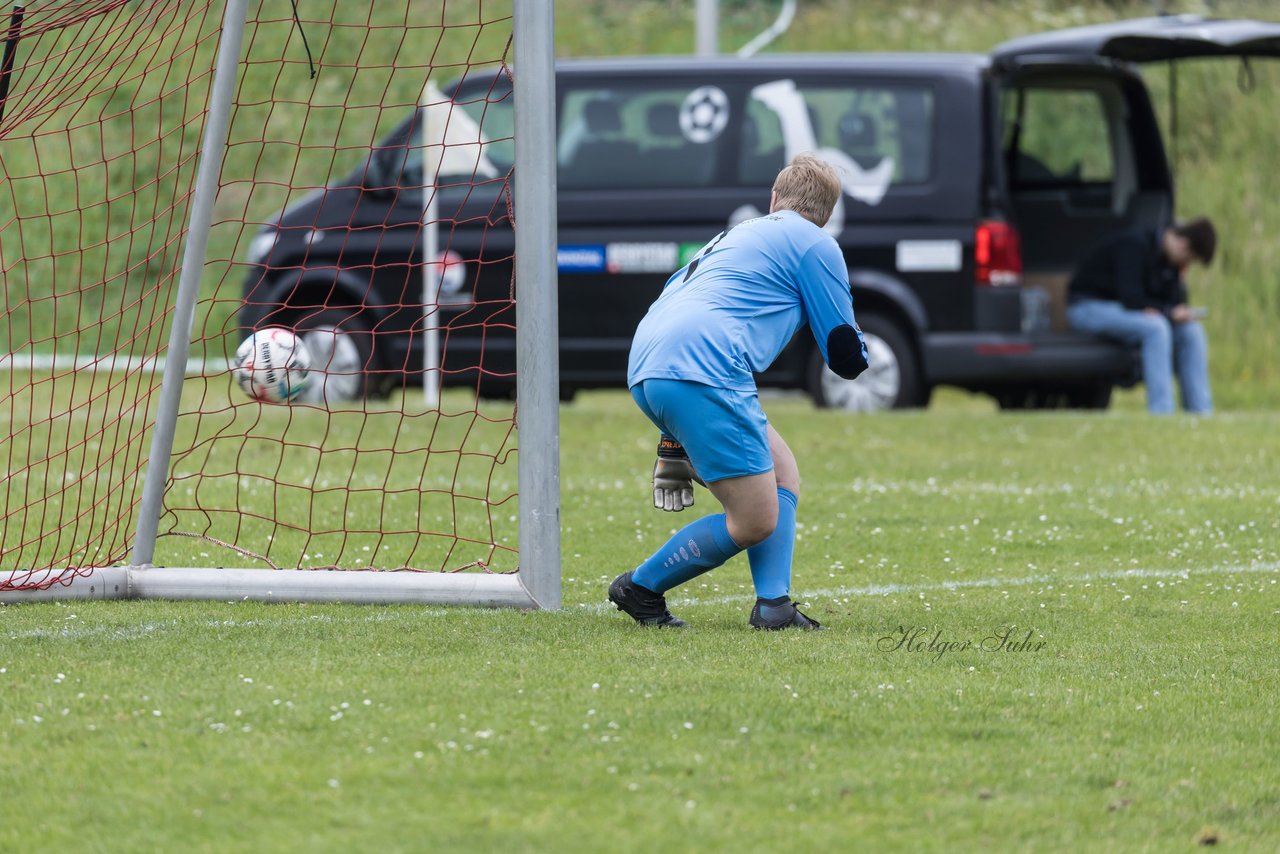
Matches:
[975,220,1022,287]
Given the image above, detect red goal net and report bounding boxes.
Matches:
[1,1,520,589]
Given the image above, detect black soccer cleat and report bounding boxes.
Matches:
[750,595,823,631]
[608,571,688,628]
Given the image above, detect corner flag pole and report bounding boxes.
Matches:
[422,82,443,408]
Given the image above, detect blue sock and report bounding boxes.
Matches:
[747,487,797,600]
[632,513,743,594]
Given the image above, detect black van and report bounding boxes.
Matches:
[238,15,1280,410]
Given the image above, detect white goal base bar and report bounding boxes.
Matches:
[0,567,541,608]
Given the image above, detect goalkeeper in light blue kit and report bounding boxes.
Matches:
[609,154,869,630]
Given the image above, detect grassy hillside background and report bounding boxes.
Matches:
[0,0,1276,407]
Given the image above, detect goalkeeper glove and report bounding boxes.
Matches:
[653,436,701,512]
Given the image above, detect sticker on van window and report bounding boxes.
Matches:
[679,86,729,144]
[749,79,897,235]
[607,242,679,273]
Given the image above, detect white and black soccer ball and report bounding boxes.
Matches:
[679,86,729,144]
[232,327,312,404]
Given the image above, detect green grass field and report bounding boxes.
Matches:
[5,1,1280,850]
[4,391,1280,851]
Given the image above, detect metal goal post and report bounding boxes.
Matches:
[1,0,559,609]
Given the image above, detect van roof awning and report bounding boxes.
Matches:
[993,14,1280,65]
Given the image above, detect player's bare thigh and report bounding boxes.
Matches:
[705,426,798,547]
[707,472,778,548]
[767,425,799,497]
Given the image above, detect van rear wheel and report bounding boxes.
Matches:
[807,313,927,411]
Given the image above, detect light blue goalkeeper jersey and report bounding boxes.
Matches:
[627,210,866,392]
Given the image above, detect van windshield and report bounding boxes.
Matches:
[367,78,514,191]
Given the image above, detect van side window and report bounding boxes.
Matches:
[740,96,787,184]
[1004,88,1114,186]
[559,85,723,189]
[740,81,934,186]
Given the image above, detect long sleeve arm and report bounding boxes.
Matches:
[799,241,868,380]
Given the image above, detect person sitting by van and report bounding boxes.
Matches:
[1066,218,1217,414]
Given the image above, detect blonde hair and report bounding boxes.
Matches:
[771,153,842,226]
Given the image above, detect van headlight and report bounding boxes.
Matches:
[246,229,278,264]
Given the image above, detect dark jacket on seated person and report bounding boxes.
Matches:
[1068,229,1186,318]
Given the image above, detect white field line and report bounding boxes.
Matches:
[585,560,1280,613]
[5,562,1277,641]
[0,352,230,375]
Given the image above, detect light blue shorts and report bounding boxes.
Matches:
[629,379,773,484]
